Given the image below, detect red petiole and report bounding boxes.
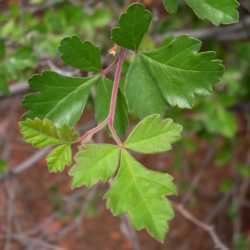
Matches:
[79,47,126,145]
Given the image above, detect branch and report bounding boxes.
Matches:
[174,203,229,250]
[0,148,51,182]
[157,16,250,42]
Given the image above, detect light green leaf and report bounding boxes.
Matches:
[69,144,120,188]
[59,36,101,72]
[185,0,239,25]
[125,114,182,153]
[105,150,176,241]
[19,118,79,148]
[0,160,7,175]
[47,144,72,173]
[111,3,152,51]
[126,36,224,118]
[95,77,128,135]
[22,71,99,126]
[163,0,178,14]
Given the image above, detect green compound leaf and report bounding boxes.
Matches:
[19,118,79,148]
[69,144,120,188]
[163,0,178,14]
[47,144,72,173]
[111,3,152,51]
[105,150,176,242]
[163,0,239,25]
[126,36,224,118]
[125,114,182,154]
[95,77,128,136]
[185,0,239,26]
[22,71,99,126]
[59,36,102,72]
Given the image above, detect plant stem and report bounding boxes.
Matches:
[79,48,126,145]
[79,119,108,143]
[108,48,126,126]
[102,57,118,75]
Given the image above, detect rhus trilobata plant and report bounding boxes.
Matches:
[19,2,239,242]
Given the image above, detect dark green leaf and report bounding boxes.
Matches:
[22,71,99,126]
[59,36,101,72]
[126,36,224,118]
[163,0,178,14]
[111,3,152,51]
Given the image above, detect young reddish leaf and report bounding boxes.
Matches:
[59,36,102,72]
[111,3,152,51]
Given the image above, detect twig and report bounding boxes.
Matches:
[174,203,229,250]
[0,148,51,182]
[107,48,126,126]
[157,16,250,42]
[181,148,215,204]
[121,215,141,250]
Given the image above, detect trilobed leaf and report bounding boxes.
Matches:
[69,144,120,188]
[59,36,102,72]
[111,3,152,50]
[126,36,224,118]
[19,118,79,148]
[105,150,176,241]
[125,114,182,153]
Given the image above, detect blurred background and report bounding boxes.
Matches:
[0,0,249,249]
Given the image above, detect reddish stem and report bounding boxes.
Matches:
[79,119,108,143]
[101,57,119,75]
[108,48,126,126]
[79,48,126,145]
